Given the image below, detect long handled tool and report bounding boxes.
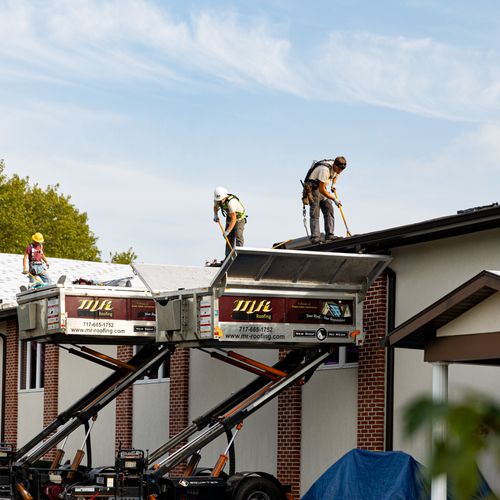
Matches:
[67,416,96,479]
[217,219,233,252]
[23,271,44,286]
[333,188,352,237]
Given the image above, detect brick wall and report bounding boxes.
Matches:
[43,344,59,460]
[168,348,190,475]
[4,318,18,448]
[277,349,302,500]
[115,345,134,453]
[357,274,388,450]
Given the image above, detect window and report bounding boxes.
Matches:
[19,341,45,390]
[134,346,170,383]
[321,345,359,370]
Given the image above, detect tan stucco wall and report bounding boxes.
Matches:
[133,380,169,453]
[18,390,44,448]
[301,366,358,494]
[58,345,117,466]
[189,349,278,475]
[390,228,500,492]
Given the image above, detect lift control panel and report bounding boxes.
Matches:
[134,247,391,348]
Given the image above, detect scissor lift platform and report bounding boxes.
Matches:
[17,283,156,344]
[134,247,391,348]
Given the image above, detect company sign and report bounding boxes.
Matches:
[63,296,156,336]
[218,296,354,325]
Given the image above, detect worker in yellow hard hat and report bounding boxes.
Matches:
[23,233,51,285]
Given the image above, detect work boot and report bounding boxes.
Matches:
[310,236,321,244]
[325,234,339,241]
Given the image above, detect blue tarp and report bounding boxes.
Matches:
[302,449,427,500]
[302,449,494,500]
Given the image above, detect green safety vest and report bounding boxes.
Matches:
[220,194,247,220]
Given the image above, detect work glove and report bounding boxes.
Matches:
[334,198,342,208]
[223,230,230,238]
[213,215,219,223]
[22,270,29,275]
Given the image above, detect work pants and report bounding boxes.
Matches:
[29,263,52,284]
[309,189,334,240]
[225,218,246,256]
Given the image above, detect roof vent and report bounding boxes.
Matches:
[457,202,498,215]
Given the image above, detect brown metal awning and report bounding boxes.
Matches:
[386,270,500,365]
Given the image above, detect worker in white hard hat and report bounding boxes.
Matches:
[23,232,52,285]
[213,187,247,256]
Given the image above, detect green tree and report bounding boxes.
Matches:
[0,160,101,261]
[404,393,500,500]
[109,247,138,265]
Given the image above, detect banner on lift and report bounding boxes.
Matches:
[63,296,156,336]
[218,296,354,325]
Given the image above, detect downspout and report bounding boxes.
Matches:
[385,268,396,451]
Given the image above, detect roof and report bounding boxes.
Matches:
[386,270,500,350]
[278,203,500,254]
[0,253,144,316]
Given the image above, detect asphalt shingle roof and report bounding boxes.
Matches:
[0,253,144,311]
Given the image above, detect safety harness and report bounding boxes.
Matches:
[27,243,45,274]
[220,194,247,220]
[304,160,337,188]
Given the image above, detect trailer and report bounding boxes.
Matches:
[7,247,390,500]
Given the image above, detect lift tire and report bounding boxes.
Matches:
[232,476,282,500]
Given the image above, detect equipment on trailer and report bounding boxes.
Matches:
[7,247,390,499]
[134,247,389,347]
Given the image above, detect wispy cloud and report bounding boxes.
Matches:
[314,32,500,121]
[2,1,500,120]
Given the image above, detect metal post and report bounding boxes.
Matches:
[431,362,448,500]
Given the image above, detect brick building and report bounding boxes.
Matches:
[1,204,500,497]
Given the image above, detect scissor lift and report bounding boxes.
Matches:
[8,248,390,500]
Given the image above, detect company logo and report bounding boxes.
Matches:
[78,299,113,312]
[316,328,327,341]
[233,299,272,314]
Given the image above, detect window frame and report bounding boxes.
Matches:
[133,346,170,384]
[18,340,45,392]
[319,346,359,371]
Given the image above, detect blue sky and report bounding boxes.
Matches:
[2,0,500,265]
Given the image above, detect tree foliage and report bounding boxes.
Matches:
[109,247,138,265]
[404,393,500,500]
[0,160,101,261]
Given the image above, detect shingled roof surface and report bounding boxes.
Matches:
[0,253,144,312]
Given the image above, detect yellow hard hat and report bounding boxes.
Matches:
[31,232,44,243]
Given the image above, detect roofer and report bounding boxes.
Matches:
[303,156,347,244]
[213,187,247,256]
[23,232,52,285]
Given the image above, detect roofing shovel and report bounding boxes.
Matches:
[217,219,233,252]
[333,189,352,237]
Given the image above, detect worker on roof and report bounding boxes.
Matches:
[213,187,247,256]
[303,156,347,244]
[23,232,52,285]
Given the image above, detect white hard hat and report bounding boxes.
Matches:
[214,186,228,201]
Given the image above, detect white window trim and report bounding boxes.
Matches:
[319,346,359,371]
[133,346,170,384]
[18,340,45,391]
